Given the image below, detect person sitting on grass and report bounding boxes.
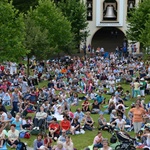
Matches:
[93,131,103,148]
[33,106,47,130]
[141,128,150,147]
[63,136,74,150]
[110,115,126,131]
[107,101,115,114]
[21,99,35,116]
[22,116,33,130]
[44,134,53,150]
[82,99,90,112]
[110,109,117,123]
[58,130,67,143]
[0,108,8,125]
[52,141,66,150]
[84,111,94,131]
[91,100,100,114]
[60,115,71,134]
[98,114,108,130]
[123,90,131,101]
[74,108,85,123]
[100,138,112,150]
[12,114,22,131]
[96,93,105,105]
[71,117,85,135]
[7,124,19,149]
[0,124,5,148]
[49,118,60,141]
[33,133,48,150]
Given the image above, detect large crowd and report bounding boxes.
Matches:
[0,49,150,150]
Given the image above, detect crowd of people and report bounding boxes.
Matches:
[0,51,150,150]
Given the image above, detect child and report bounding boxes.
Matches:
[22,116,33,130]
[44,134,52,150]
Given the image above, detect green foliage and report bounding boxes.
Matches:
[24,11,49,60]
[9,0,39,13]
[30,0,73,58]
[0,0,28,62]
[140,15,150,48]
[127,0,150,44]
[58,0,88,49]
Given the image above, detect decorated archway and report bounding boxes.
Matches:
[91,27,126,52]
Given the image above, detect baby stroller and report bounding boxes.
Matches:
[115,131,136,150]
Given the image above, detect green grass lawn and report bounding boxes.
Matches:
[6,81,150,150]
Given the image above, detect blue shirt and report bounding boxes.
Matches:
[12,120,22,131]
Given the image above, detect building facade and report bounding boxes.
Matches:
[85,0,142,52]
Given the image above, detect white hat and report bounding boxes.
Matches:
[140,78,144,81]
[112,109,116,113]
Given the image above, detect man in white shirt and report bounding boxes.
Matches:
[33,106,47,130]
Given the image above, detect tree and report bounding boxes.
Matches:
[9,0,39,13]
[140,15,150,48]
[127,0,150,45]
[24,0,73,60]
[0,0,28,62]
[58,0,88,52]
[24,13,49,76]
[140,15,150,61]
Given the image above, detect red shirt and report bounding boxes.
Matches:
[60,120,71,131]
[49,123,60,134]
[0,66,4,71]
[44,138,52,145]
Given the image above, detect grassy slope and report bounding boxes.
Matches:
[7,82,150,150]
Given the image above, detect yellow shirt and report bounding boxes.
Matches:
[134,82,140,90]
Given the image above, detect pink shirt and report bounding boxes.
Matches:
[93,135,103,144]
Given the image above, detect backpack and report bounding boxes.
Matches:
[30,129,40,135]
[24,132,30,139]
[19,132,26,138]
[19,131,30,139]
[110,134,117,143]
[16,142,27,150]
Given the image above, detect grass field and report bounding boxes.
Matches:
[6,81,150,150]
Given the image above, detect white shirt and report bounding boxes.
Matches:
[115,119,126,127]
[100,147,112,150]
[2,112,8,121]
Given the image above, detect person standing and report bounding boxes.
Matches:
[130,101,146,139]
[133,79,140,98]
[140,78,147,97]
[11,88,20,117]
